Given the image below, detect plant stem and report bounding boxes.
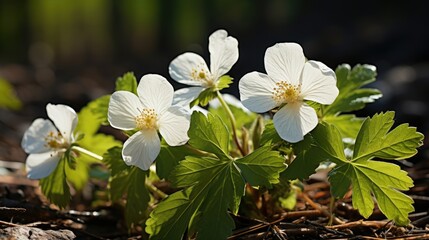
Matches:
[216,91,245,156]
[72,146,103,161]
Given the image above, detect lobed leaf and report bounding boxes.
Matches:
[353,112,424,161]
[188,112,230,159]
[330,160,414,225]
[324,64,381,115]
[146,110,285,239]
[115,72,138,94]
[235,146,285,187]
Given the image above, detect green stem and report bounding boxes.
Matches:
[216,91,245,156]
[146,180,168,199]
[72,146,103,161]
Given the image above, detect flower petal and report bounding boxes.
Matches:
[159,106,190,146]
[108,91,142,130]
[137,74,174,114]
[208,29,239,80]
[264,43,305,84]
[300,60,339,104]
[273,103,318,143]
[239,71,277,113]
[172,87,204,107]
[122,130,160,171]
[21,118,57,154]
[46,103,77,142]
[26,151,61,179]
[169,52,210,86]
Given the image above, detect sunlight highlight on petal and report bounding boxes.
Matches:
[300,61,339,104]
[273,103,318,143]
[159,106,190,146]
[21,118,57,154]
[138,74,174,114]
[26,151,61,179]
[46,103,78,142]
[169,52,211,86]
[239,72,277,113]
[208,29,239,80]
[122,130,161,171]
[108,91,142,130]
[265,43,305,84]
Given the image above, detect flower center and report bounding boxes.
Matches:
[136,108,158,130]
[44,131,68,149]
[272,81,302,104]
[191,66,214,87]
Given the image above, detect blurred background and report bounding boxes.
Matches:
[1,0,429,163]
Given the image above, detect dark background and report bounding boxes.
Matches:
[1,0,428,163]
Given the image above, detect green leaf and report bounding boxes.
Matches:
[353,111,424,162]
[147,156,245,240]
[215,75,233,91]
[324,64,382,115]
[125,167,150,229]
[69,99,121,190]
[260,121,282,146]
[115,72,138,94]
[282,123,345,180]
[235,146,285,187]
[103,147,130,201]
[146,112,285,239]
[189,75,233,107]
[89,95,110,125]
[188,112,230,159]
[323,114,364,139]
[190,88,217,107]
[326,112,423,225]
[156,145,200,180]
[330,160,414,225]
[40,157,70,208]
[146,187,201,240]
[103,147,150,228]
[0,78,22,110]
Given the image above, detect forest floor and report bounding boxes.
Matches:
[1,158,429,239]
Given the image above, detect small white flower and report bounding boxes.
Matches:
[108,74,191,170]
[169,29,239,106]
[239,43,339,143]
[21,104,78,179]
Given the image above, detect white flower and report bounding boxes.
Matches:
[169,29,239,106]
[239,43,339,143]
[108,74,191,170]
[21,104,78,179]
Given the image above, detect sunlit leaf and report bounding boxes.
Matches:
[0,78,21,110]
[353,111,424,162]
[146,111,285,239]
[116,72,138,94]
[188,112,230,159]
[40,157,70,208]
[215,75,233,91]
[324,64,381,115]
[323,114,364,139]
[235,146,285,187]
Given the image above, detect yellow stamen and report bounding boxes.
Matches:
[191,66,214,87]
[136,108,158,130]
[272,81,302,104]
[44,131,68,149]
